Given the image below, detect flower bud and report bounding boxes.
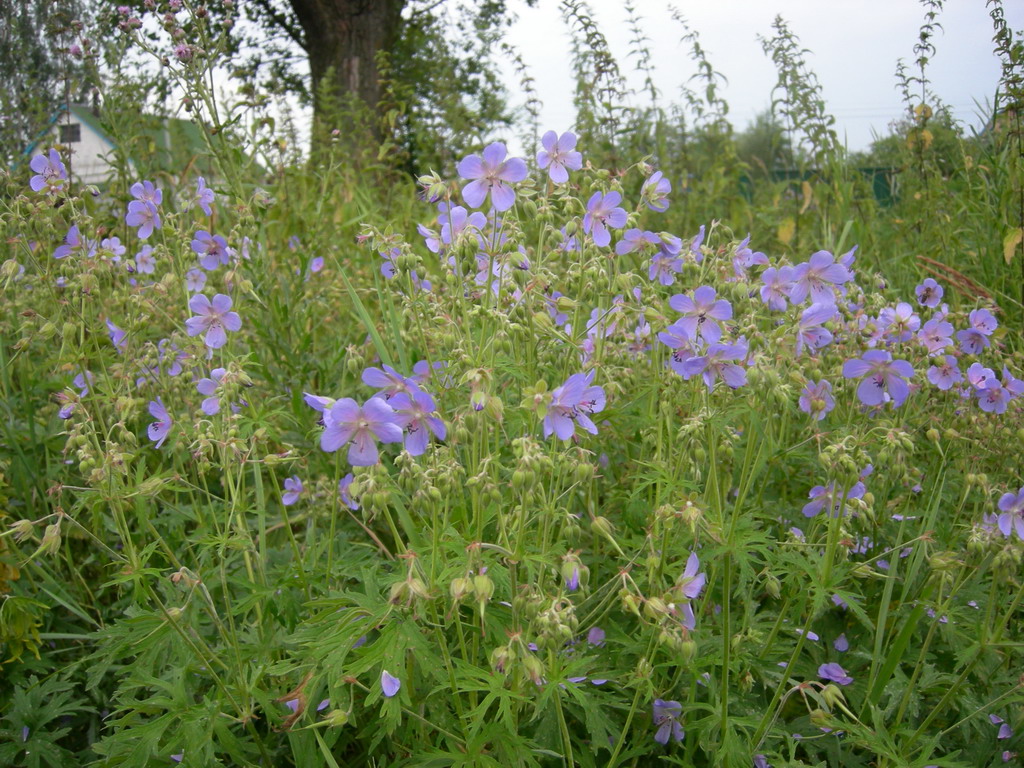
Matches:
[10,519,34,542]
[40,522,62,555]
[324,709,349,727]
[591,515,615,539]
[385,577,409,603]
[484,395,504,422]
[491,644,513,675]
[679,639,697,662]
[644,597,668,620]
[450,577,472,602]
[522,653,545,685]
[473,573,494,602]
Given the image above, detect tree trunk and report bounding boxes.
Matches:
[291,0,405,142]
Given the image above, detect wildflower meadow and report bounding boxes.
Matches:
[1,1,1023,766]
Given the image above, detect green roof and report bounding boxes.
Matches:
[69,103,221,178]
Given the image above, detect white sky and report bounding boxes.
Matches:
[500,0,1024,154]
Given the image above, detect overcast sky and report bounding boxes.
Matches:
[499,0,1023,154]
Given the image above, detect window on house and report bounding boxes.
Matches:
[60,123,81,143]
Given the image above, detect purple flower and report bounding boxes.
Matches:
[389,386,446,456]
[879,302,920,343]
[999,723,1014,740]
[457,142,528,212]
[688,225,706,262]
[641,170,671,212]
[54,225,87,260]
[802,470,868,518]
[186,268,206,293]
[842,350,914,408]
[339,473,360,510]
[834,633,849,652]
[193,176,214,215]
[106,319,127,353]
[678,551,706,600]
[362,365,416,400]
[915,278,943,307]
[379,247,398,279]
[659,321,698,378]
[927,356,962,390]
[73,371,94,397]
[799,379,835,421]
[582,191,627,248]
[917,318,953,355]
[320,397,404,466]
[997,487,1024,539]
[131,180,162,205]
[795,302,836,357]
[966,362,996,390]
[196,368,226,414]
[542,371,606,441]
[191,231,231,271]
[760,266,795,311]
[100,236,126,261]
[818,662,853,685]
[126,200,161,240]
[381,670,401,698]
[977,379,1011,414]
[29,149,68,194]
[615,228,661,256]
[564,563,581,591]
[682,342,748,391]
[282,476,304,506]
[1003,366,1024,398]
[789,251,852,305]
[411,360,449,387]
[754,755,770,768]
[135,246,156,274]
[587,626,606,646]
[417,223,440,253]
[668,286,732,344]
[185,294,242,349]
[147,397,172,448]
[440,205,486,246]
[956,308,998,355]
[648,239,684,286]
[304,393,335,415]
[731,235,768,279]
[652,699,685,744]
[537,130,582,184]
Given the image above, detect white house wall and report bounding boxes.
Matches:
[55,110,115,186]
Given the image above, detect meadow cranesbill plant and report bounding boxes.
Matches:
[7,52,1024,767]
[582,191,627,247]
[536,130,582,184]
[842,350,914,408]
[457,142,528,211]
[29,149,68,194]
[319,397,404,465]
[542,371,606,440]
[185,294,242,349]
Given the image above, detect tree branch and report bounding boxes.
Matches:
[251,0,307,51]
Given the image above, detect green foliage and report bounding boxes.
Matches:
[1,2,1024,767]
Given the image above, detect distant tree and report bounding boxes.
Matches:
[735,109,794,173]
[108,0,536,163]
[0,0,94,166]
